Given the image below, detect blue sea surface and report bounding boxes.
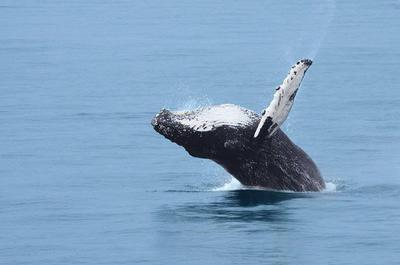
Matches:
[1,0,400,264]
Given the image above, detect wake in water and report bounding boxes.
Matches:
[213,177,244,191]
[213,176,339,193]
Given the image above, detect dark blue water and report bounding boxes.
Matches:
[1,0,400,264]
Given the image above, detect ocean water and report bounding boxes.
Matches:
[1,0,400,264]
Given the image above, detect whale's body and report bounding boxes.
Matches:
[152,59,325,192]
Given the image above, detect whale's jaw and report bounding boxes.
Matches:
[151,109,193,148]
[151,104,259,149]
[151,105,259,159]
[151,109,176,141]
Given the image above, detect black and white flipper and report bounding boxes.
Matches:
[253,59,313,138]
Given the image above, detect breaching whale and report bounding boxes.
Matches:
[151,59,325,192]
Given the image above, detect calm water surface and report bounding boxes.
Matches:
[1,0,400,264]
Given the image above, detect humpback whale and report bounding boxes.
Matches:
[151,59,325,192]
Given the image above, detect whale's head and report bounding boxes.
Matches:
[151,104,259,159]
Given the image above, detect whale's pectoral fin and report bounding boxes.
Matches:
[253,59,313,138]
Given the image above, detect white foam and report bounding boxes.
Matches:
[323,182,337,192]
[213,178,337,193]
[212,177,244,191]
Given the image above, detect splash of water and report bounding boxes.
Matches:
[323,182,337,192]
[212,177,244,191]
[174,95,212,112]
[282,0,336,63]
[213,176,340,193]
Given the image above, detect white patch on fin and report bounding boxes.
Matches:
[254,59,312,138]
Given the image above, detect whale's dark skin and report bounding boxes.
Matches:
[151,59,325,192]
[151,108,325,192]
